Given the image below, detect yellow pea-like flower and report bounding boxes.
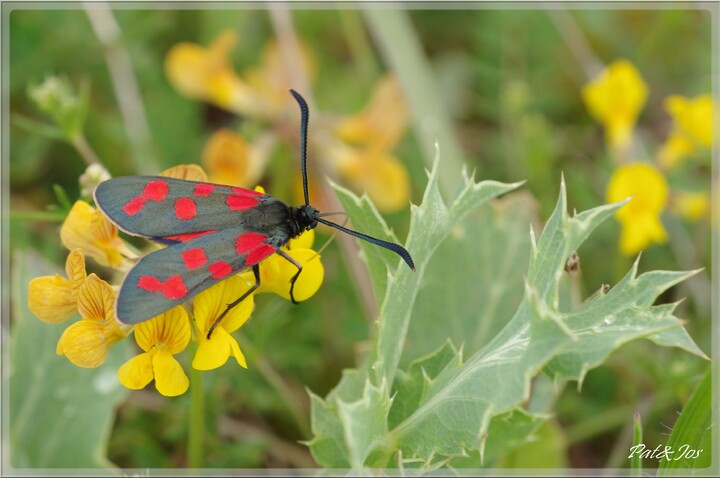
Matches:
[28,248,87,324]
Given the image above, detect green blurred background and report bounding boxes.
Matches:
[6,5,713,470]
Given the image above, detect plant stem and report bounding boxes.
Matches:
[188,364,205,468]
[70,134,100,167]
[9,210,67,222]
[338,9,379,83]
[84,4,156,175]
[269,6,378,320]
[236,332,311,437]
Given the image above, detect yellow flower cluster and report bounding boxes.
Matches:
[28,166,324,397]
[165,30,411,212]
[582,59,715,255]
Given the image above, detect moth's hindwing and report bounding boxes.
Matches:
[115,225,278,324]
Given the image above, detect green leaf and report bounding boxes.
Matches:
[404,191,536,364]
[657,366,713,475]
[492,418,568,468]
[9,250,130,468]
[632,412,643,475]
[336,150,524,388]
[309,156,705,470]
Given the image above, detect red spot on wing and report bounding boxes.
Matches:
[181,248,208,270]
[163,230,217,243]
[235,232,267,254]
[123,179,170,216]
[208,261,232,279]
[193,184,215,196]
[145,180,169,200]
[226,194,260,211]
[138,275,163,292]
[123,197,146,216]
[175,197,197,220]
[137,274,188,300]
[246,244,276,265]
[163,275,188,299]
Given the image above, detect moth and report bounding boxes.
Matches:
[95,90,415,337]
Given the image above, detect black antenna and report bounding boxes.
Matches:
[289,89,310,206]
[317,217,415,271]
[289,89,415,272]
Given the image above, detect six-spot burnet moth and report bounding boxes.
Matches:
[94,89,415,337]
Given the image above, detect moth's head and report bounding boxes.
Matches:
[297,204,319,231]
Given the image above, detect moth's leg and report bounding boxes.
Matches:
[274,249,303,305]
[207,264,260,339]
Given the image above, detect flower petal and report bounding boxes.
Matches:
[160,164,209,182]
[77,273,115,323]
[133,306,190,354]
[259,248,324,302]
[29,249,88,324]
[60,200,128,267]
[28,275,77,323]
[166,44,214,99]
[193,274,254,335]
[118,352,154,390]
[607,163,668,222]
[582,59,648,151]
[665,94,714,148]
[658,131,695,170]
[671,191,710,222]
[335,75,408,151]
[192,327,232,371]
[165,31,265,117]
[338,150,411,212]
[56,320,108,368]
[151,348,189,397]
[607,163,670,256]
[202,129,250,186]
[228,334,248,369]
[65,248,87,289]
[242,40,316,118]
[287,229,315,251]
[618,214,668,256]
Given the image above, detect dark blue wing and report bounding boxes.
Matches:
[94,176,277,243]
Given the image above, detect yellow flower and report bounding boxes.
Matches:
[671,190,710,222]
[606,163,669,255]
[665,94,714,148]
[165,32,317,122]
[118,306,191,397]
[657,131,695,170]
[242,39,317,118]
[192,274,255,371]
[582,59,648,152]
[56,274,128,368]
[201,129,273,188]
[658,94,715,169]
[60,200,133,268]
[325,76,411,212]
[335,75,408,152]
[202,128,250,186]
[160,164,208,182]
[255,229,324,302]
[165,30,265,117]
[334,147,411,212]
[28,249,86,323]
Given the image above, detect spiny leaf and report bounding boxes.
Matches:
[310,155,704,470]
